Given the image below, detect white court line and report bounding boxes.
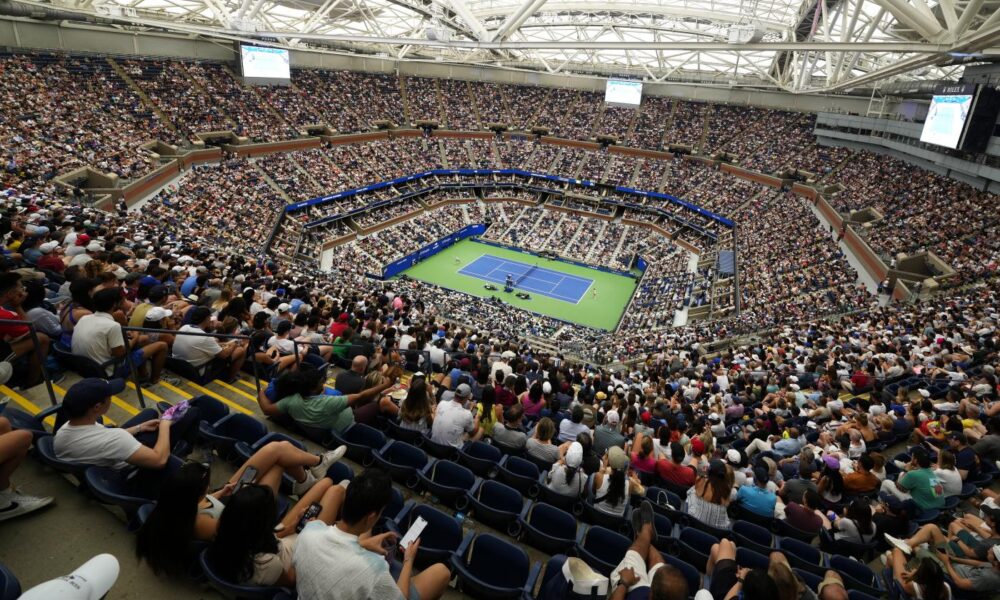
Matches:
[575,278,595,306]
[462,254,595,303]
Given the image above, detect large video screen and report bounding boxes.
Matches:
[605,80,642,106]
[240,45,290,81]
[919,93,973,149]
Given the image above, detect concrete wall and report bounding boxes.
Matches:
[0,17,880,115]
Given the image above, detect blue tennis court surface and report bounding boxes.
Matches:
[459,254,593,303]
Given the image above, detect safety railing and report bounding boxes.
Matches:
[0,319,57,406]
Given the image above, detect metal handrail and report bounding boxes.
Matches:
[0,318,57,406]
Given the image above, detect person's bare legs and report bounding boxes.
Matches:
[706,539,736,576]
[276,478,346,538]
[227,345,247,381]
[644,525,664,570]
[905,523,948,548]
[140,340,168,383]
[890,548,910,584]
[627,522,655,563]
[410,563,451,600]
[229,440,321,487]
[0,422,31,491]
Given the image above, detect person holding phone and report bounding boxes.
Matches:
[293,469,451,600]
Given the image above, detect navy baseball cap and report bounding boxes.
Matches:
[63,378,125,415]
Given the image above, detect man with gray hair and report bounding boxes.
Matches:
[431,383,480,447]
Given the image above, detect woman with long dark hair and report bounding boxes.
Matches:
[399,378,435,435]
[207,480,346,586]
[475,386,502,438]
[136,462,225,576]
[820,497,877,544]
[592,446,643,516]
[521,382,545,419]
[889,552,951,600]
[817,455,844,506]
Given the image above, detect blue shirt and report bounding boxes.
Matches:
[737,484,777,517]
[773,437,803,457]
[180,275,199,296]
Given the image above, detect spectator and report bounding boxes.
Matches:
[293,469,451,600]
[842,453,879,494]
[0,414,53,521]
[783,489,824,534]
[880,447,945,515]
[558,405,590,443]
[72,287,169,385]
[0,272,50,385]
[258,368,396,433]
[685,458,733,530]
[429,383,479,447]
[608,501,689,600]
[491,403,527,450]
[592,446,643,516]
[398,377,434,435]
[737,466,777,518]
[655,441,696,489]
[171,306,247,383]
[546,441,586,498]
[526,416,560,464]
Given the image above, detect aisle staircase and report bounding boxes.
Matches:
[106,58,180,138]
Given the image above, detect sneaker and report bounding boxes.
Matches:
[879,551,891,567]
[0,362,11,385]
[0,492,54,522]
[292,470,317,496]
[310,447,347,480]
[338,479,351,490]
[161,375,184,386]
[884,533,912,555]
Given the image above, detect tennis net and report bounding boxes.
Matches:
[514,264,539,286]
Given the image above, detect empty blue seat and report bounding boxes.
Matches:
[829,555,883,597]
[736,547,770,570]
[393,503,468,569]
[518,502,579,555]
[779,537,826,577]
[645,486,686,524]
[0,562,20,600]
[421,433,458,460]
[496,455,541,498]
[385,419,426,447]
[660,553,700,595]
[458,440,503,477]
[370,440,429,488]
[775,518,818,543]
[847,591,881,600]
[732,520,775,556]
[199,414,267,461]
[199,549,293,600]
[329,423,385,466]
[467,480,527,536]
[536,473,583,515]
[325,461,354,484]
[451,533,541,600]
[581,495,631,535]
[417,460,477,510]
[574,526,631,576]
[794,567,823,591]
[678,527,717,572]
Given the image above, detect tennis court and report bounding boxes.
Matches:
[458,254,593,303]
[399,239,638,330]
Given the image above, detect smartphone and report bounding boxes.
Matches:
[160,400,190,422]
[399,516,427,550]
[296,502,322,533]
[235,466,259,492]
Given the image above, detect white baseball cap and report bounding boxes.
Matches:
[565,442,583,468]
[145,307,173,321]
[19,553,120,600]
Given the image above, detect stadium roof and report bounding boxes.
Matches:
[10,0,1000,92]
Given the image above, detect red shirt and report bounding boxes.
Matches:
[0,307,28,339]
[36,255,65,272]
[655,458,696,487]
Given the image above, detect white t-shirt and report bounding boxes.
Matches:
[935,467,963,497]
[293,522,404,600]
[71,312,124,375]
[53,423,142,470]
[430,399,474,448]
[172,325,222,367]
